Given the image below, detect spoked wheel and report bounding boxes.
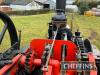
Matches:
[0,12,19,51]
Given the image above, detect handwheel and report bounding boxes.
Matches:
[0,12,19,50]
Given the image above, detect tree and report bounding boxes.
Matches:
[78,2,90,14]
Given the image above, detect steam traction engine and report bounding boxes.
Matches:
[0,0,100,75]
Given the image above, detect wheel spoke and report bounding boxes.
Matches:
[0,24,7,45]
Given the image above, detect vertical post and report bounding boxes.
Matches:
[18,30,21,49]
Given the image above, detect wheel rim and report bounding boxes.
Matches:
[0,12,19,50]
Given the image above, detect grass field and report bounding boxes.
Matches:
[69,14,100,49]
[0,13,100,52]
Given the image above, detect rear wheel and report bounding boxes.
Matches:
[0,12,19,51]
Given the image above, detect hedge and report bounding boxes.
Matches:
[5,9,53,15]
[74,1,100,15]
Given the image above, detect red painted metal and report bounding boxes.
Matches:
[20,55,26,67]
[29,39,80,75]
[33,59,60,75]
[88,52,97,75]
[30,39,78,61]
[43,66,53,75]
[0,39,98,75]
[0,54,22,75]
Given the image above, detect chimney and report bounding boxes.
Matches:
[56,0,66,11]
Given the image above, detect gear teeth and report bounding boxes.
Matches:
[25,52,32,74]
[77,38,85,53]
[16,68,27,75]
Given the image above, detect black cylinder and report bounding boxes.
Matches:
[56,0,66,11]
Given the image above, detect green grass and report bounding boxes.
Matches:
[12,14,53,47]
[0,13,100,52]
[0,13,52,52]
[68,14,100,49]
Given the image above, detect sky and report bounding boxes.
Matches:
[52,0,56,2]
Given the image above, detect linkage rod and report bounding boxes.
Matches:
[45,27,59,68]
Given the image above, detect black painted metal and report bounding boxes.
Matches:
[0,24,7,44]
[0,12,19,50]
[18,30,22,49]
[84,39,92,52]
[56,0,66,12]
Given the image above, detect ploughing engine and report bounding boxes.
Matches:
[0,0,100,75]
